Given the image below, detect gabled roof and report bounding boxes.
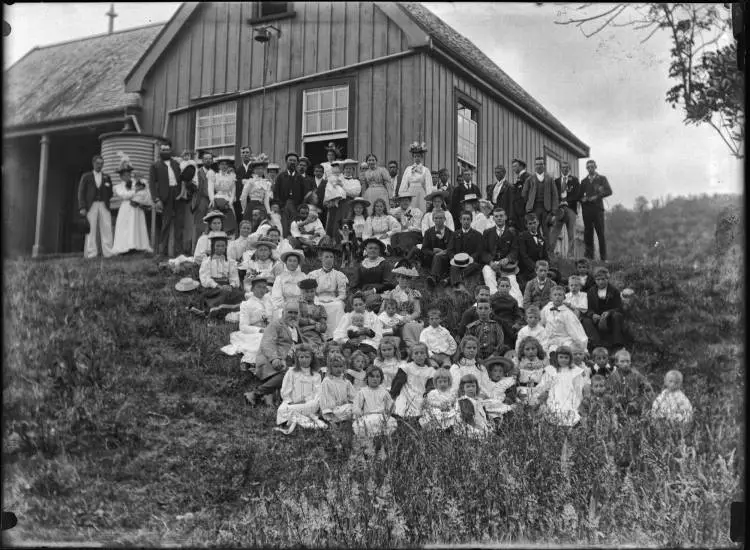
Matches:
[4,23,165,129]
[398,2,589,155]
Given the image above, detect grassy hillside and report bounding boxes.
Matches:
[2,208,744,546]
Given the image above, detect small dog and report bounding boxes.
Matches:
[338,221,358,268]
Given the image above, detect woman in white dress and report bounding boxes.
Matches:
[320,142,341,180]
[111,156,152,255]
[239,153,272,220]
[209,157,237,235]
[362,198,400,249]
[225,275,275,367]
[270,249,307,319]
[400,141,433,213]
[360,153,393,215]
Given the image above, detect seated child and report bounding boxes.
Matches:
[373,337,402,392]
[590,346,615,378]
[419,368,458,430]
[297,278,328,352]
[378,298,405,339]
[457,285,492,339]
[275,344,326,434]
[516,335,547,405]
[455,374,491,438]
[532,345,588,427]
[541,285,588,353]
[464,299,505,361]
[391,343,436,421]
[650,369,693,426]
[607,349,655,418]
[346,350,370,390]
[481,356,517,421]
[419,306,458,368]
[319,352,357,423]
[515,305,549,357]
[564,275,588,319]
[352,366,398,458]
[333,292,383,351]
[290,204,326,252]
[571,341,592,377]
[523,260,554,311]
[579,374,618,430]
[450,335,492,398]
[491,277,525,346]
[268,201,284,234]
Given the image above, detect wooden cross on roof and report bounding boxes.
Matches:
[106,3,118,34]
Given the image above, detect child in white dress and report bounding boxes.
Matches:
[346,351,370,390]
[419,368,457,430]
[373,337,402,392]
[651,370,693,426]
[532,346,588,427]
[516,336,547,405]
[319,354,357,424]
[275,344,326,434]
[481,356,517,421]
[455,374,491,438]
[449,335,492,398]
[352,366,398,457]
[540,285,588,353]
[515,305,549,357]
[378,298,405,340]
[391,343,436,420]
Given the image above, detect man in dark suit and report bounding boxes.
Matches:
[421,209,454,288]
[480,207,519,295]
[297,156,318,202]
[522,156,559,253]
[150,140,184,256]
[486,164,513,218]
[234,145,253,223]
[579,159,613,260]
[509,158,530,231]
[273,152,306,237]
[580,267,625,351]
[450,167,482,224]
[77,154,114,258]
[549,160,581,259]
[190,151,214,250]
[312,164,328,227]
[446,210,483,292]
[518,212,549,289]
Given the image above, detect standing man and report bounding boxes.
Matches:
[450,167,482,224]
[549,160,581,259]
[387,160,400,207]
[487,164,513,218]
[510,158,530,231]
[235,145,253,225]
[78,154,114,258]
[273,152,306,237]
[191,151,214,250]
[150,140,184,257]
[579,159,612,261]
[522,156,559,250]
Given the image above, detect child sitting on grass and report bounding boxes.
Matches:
[320,352,356,424]
[608,349,655,418]
[481,356,517,422]
[541,285,588,353]
[352,365,397,459]
[455,374,491,438]
[579,374,618,429]
[374,337,402,392]
[275,344,325,434]
[419,306,458,369]
[450,335,491,398]
[532,345,588,427]
[523,260,554,311]
[571,341,591,375]
[346,350,371,390]
[590,346,615,378]
[419,368,457,431]
[564,275,588,319]
[464,299,505,361]
[391,343,436,423]
[515,305,548,357]
[650,369,693,426]
[378,298,404,339]
[516,335,547,405]
[333,292,383,352]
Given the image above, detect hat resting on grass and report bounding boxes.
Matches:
[175,278,200,292]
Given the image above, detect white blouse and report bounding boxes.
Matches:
[363,215,400,240]
[199,256,240,288]
[307,268,348,302]
[270,267,306,311]
[280,367,322,404]
[239,294,274,332]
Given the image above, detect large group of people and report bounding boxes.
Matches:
[77,138,688,456]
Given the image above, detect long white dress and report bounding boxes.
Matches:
[392,362,436,417]
[111,182,152,254]
[534,366,587,427]
[419,389,458,429]
[352,386,398,439]
[222,293,275,364]
[276,367,325,428]
[400,163,433,213]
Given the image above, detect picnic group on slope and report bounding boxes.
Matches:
[79,139,693,456]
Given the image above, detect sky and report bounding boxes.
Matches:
[4,2,743,209]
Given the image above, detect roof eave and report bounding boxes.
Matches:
[4,106,139,139]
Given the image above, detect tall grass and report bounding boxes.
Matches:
[1,247,743,546]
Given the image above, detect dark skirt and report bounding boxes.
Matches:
[200,284,245,312]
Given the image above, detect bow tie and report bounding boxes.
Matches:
[550,307,560,312]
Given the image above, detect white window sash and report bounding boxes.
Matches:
[302,85,349,136]
[195,102,237,150]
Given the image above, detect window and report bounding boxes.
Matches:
[195,102,237,150]
[456,100,478,171]
[544,150,561,179]
[302,84,349,142]
[249,2,296,24]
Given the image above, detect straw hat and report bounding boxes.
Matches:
[175,278,200,292]
[351,197,371,209]
[202,210,225,223]
[250,238,277,250]
[396,189,415,200]
[208,231,228,242]
[341,158,359,166]
[360,237,386,254]
[499,259,520,275]
[267,163,280,171]
[461,193,479,203]
[250,153,270,167]
[409,141,428,153]
[449,252,474,268]
[425,190,449,203]
[392,265,419,278]
[280,249,305,263]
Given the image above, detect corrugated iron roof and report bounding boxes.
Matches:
[4,23,165,129]
[398,2,589,154]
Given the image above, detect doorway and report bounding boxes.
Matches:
[302,138,349,172]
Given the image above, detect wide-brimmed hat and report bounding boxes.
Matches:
[621,288,635,299]
[351,197,371,209]
[280,249,305,263]
[360,237,386,254]
[450,252,474,268]
[250,153,270,167]
[461,193,479,203]
[175,277,200,292]
[392,265,419,278]
[409,141,428,154]
[483,355,515,373]
[512,158,527,168]
[215,155,235,164]
[208,231,228,242]
[317,240,339,254]
[396,190,415,200]
[341,158,358,166]
[202,210,225,223]
[425,190,448,203]
[250,238,277,250]
[245,274,270,286]
[267,163,280,171]
[499,259,520,275]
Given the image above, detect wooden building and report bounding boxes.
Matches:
[5,1,590,257]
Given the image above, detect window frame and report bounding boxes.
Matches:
[454,90,481,173]
[193,101,238,152]
[248,2,296,25]
[296,76,357,153]
[543,146,562,179]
